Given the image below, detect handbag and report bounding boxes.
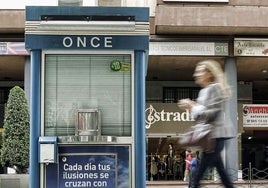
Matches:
[179,123,215,152]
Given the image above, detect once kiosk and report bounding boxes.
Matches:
[25,6,149,188]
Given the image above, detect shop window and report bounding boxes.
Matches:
[0,88,12,128]
[163,87,200,103]
[0,88,10,104]
[44,54,132,136]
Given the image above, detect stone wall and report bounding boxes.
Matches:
[0,174,29,188]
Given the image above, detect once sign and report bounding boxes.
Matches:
[62,36,113,48]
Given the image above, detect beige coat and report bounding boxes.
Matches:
[191,83,236,139]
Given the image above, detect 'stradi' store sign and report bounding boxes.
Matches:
[145,103,195,134]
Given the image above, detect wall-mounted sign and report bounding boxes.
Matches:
[145,104,194,129]
[149,42,228,56]
[0,42,28,55]
[234,39,268,56]
[145,103,195,134]
[243,104,268,127]
[163,0,228,1]
[25,35,149,50]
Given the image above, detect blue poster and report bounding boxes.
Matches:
[46,145,130,188]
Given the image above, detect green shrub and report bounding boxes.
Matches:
[0,86,30,174]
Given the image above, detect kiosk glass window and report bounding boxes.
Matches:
[44,54,132,136]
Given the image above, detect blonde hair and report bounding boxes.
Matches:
[197,59,231,99]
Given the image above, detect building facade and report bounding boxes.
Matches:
[1,0,268,185]
[146,0,268,182]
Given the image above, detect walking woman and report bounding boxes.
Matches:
[178,59,235,188]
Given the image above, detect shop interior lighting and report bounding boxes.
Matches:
[261,69,267,73]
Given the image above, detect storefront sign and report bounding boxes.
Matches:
[145,104,194,129]
[0,42,28,55]
[149,42,228,56]
[234,39,268,56]
[145,104,195,134]
[243,104,268,127]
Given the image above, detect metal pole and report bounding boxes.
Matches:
[150,153,153,181]
[249,162,252,188]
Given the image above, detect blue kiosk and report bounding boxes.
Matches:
[25,6,149,188]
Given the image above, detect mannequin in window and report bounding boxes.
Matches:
[167,143,175,175]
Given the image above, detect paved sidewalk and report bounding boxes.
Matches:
[147,180,268,188]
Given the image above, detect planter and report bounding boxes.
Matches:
[0,174,29,188]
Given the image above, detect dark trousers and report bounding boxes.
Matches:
[192,138,234,188]
[189,168,197,188]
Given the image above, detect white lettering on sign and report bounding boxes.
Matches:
[149,42,229,56]
[62,36,113,48]
[105,37,113,47]
[77,37,86,47]
[60,155,114,188]
[63,37,73,48]
[215,45,228,53]
[145,104,194,129]
[91,37,100,48]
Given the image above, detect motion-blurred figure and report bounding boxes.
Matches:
[178,59,235,188]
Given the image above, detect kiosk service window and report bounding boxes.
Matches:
[43,53,132,137]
